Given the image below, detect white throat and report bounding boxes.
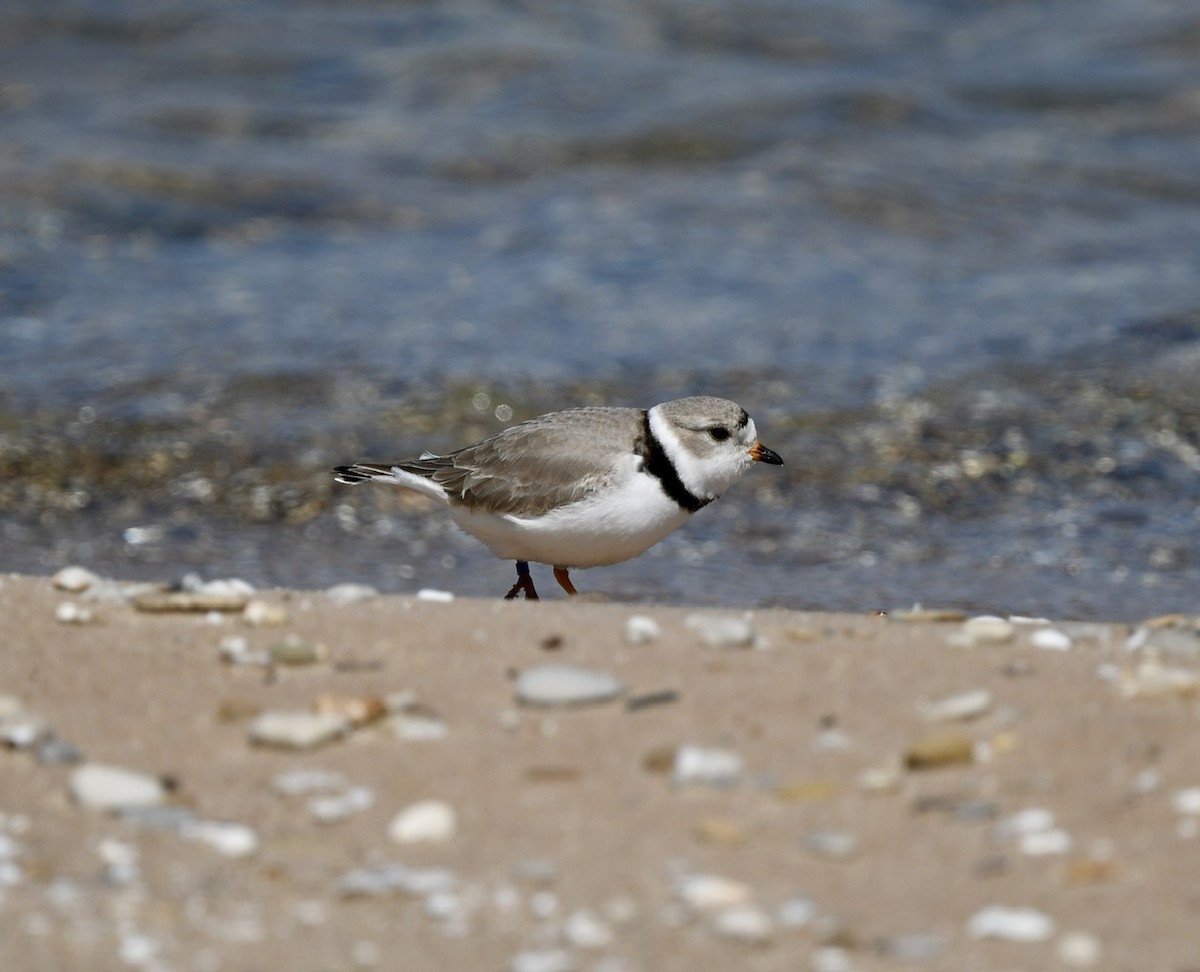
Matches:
[647,406,755,501]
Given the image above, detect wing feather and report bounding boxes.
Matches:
[397,407,645,516]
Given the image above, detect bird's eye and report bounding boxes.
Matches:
[708,427,731,442]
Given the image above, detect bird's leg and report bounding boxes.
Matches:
[504,561,539,600]
[553,566,578,596]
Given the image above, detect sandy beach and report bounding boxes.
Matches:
[1,571,1198,970]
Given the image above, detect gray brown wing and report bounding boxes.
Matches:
[398,407,646,517]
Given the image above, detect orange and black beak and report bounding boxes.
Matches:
[749,441,784,465]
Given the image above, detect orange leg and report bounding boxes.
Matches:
[504,561,539,600]
[553,566,578,596]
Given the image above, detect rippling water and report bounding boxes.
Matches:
[1,0,1199,618]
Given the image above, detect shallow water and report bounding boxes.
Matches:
[1,0,1199,618]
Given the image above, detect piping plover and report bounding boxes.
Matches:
[333,395,783,599]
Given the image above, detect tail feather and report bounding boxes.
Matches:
[333,461,452,504]
[333,463,396,485]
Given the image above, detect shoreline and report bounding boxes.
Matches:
[0,571,1196,969]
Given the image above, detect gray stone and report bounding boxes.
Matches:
[712,904,774,943]
[337,865,456,898]
[248,711,348,750]
[672,744,744,786]
[388,799,457,843]
[35,737,83,765]
[874,933,948,962]
[675,873,753,911]
[515,664,624,707]
[803,829,859,860]
[180,819,259,858]
[685,613,757,648]
[0,713,51,750]
[52,566,101,592]
[70,763,166,811]
[624,615,662,644]
[921,689,993,722]
[309,786,374,824]
[967,905,1055,942]
[324,582,379,605]
[510,950,577,972]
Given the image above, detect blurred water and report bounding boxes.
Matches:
[1,0,1199,618]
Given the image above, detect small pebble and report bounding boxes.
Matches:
[273,768,348,795]
[952,800,1001,823]
[268,636,327,666]
[563,908,614,949]
[966,905,1055,942]
[949,615,1015,647]
[117,805,197,830]
[814,727,853,753]
[325,583,379,605]
[904,730,975,770]
[309,786,374,824]
[1019,828,1073,856]
[874,933,948,962]
[35,737,83,765]
[1000,807,1057,836]
[890,607,967,622]
[672,744,744,787]
[1057,931,1103,967]
[424,888,464,923]
[133,590,250,613]
[388,800,457,843]
[675,873,753,911]
[624,615,662,644]
[70,763,166,811]
[97,836,141,885]
[515,665,624,707]
[529,889,559,918]
[181,819,260,858]
[1172,787,1200,816]
[811,947,854,972]
[803,829,859,860]
[52,566,101,592]
[509,950,576,972]
[54,602,94,625]
[778,896,817,927]
[712,904,773,943]
[385,712,450,741]
[604,895,639,925]
[1131,768,1162,795]
[417,588,455,603]
[685,613,757,648]
[190,576,256,598]
[248,711,348,750]
[625,689,679,712]
[243,599,289,626]
[337,865,456,898]
[1031,628,1073,651]
[0,713,51,750]
[857,765,903,794]
[219,636,270,666]
[1118,660,1200,698]
[314,693,387,727]
[1131,621,1200,659]
[921,689,993,722]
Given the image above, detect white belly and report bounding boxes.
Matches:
[449,471,692,568]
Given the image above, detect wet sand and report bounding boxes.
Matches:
[0,571,1197,970]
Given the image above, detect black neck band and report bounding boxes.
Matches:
[640,411,710,513]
